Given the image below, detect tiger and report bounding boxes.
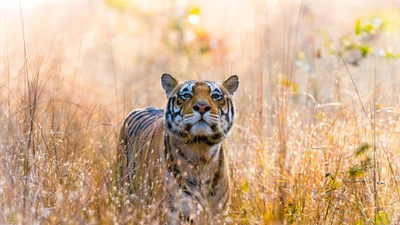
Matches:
[117,73,239,224]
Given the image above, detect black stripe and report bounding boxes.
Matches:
[225,98,231,121]
[211,133,222,141]
[133,115,155,136]
[164,133,169,159]
[172,109,183,118]
[177,147,189,161]
[182,188,193,196]
[186,136,216,146]
[185,176,199,187]
[179,213,193,224]
[199,156,209,163]
[213,180,229,201]
[126,110,141,120]
[184,124,193,131]
[170,97,177,112]
[182,185,201,204]
[126,111,144,136]
[223,121,233,135]
[130,109,150,121]
[228,98,235,120]
[220,98,230,117]
[129,115,151,136]
[167,192,176,212]
[210,147,224,193]
[220,98,226,106]
[171,129,189,138]
[126,108,164,137]
[167,121,173,129]
[181,86,191,93]
[219,107,228,117]
[221,194,229,210]
[166,97,175,116]
[210,147,220,159]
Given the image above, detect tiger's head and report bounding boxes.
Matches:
[161,74,239,145]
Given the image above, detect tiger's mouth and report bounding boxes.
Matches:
[197,118,207,123]
[185,117,215,136]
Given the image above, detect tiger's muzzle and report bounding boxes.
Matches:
[183,110,220,137]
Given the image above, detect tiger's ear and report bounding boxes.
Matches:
[222,75,239,95]
[161,73,178,97]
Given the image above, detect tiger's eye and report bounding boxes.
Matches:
[211,94,222,100]
[182,93,192,99]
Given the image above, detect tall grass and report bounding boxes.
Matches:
[1,0,400,224]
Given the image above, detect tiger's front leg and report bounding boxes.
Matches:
[164,170,205,224]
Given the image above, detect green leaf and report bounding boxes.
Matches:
[375,211,391,225]
[355,218,366,225]
[356,143,369,156]
[357,45,371,57]
[355,19,361,35]
[285,202,297,224]
[349,167,364,178]
[325,173,340,192]
[363,24,374,34]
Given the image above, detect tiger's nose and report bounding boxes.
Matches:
[193,102,211,114]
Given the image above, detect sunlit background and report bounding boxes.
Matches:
[1,0,400,223]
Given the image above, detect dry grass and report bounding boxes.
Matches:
[1,0,400,224]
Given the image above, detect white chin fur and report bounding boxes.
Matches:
[190,122,213,136]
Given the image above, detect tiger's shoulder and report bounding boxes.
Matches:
[119,106,166,155]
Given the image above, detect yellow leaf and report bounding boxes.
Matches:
[188,6,200,15]
[241,181,249,193]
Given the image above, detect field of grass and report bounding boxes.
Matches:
[1,0,400,224]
